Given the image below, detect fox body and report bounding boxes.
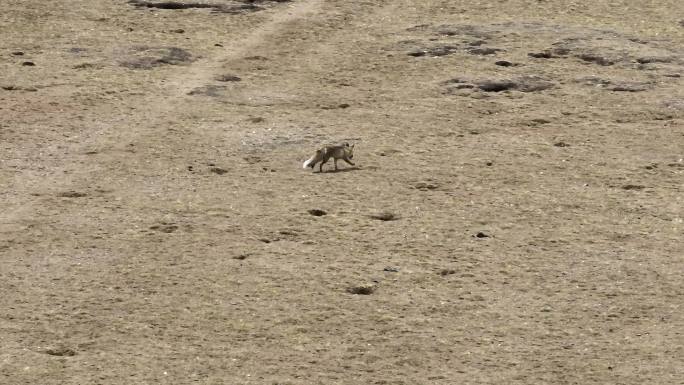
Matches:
[303,143,355,172]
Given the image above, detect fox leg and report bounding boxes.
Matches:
[343,157,355,166]
[319,159,327,172]
[334,158,338,170]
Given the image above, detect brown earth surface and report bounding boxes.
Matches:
[1,1,683,384]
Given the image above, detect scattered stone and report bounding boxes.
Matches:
[119,46,194,69]
[476,79,517,92]
[233,254,249,260]
[246,117,264,123]
[187,85,225,97]
[467,47,502,55]
[22,61,35,66]
[474,231,490,238]
[413,181,439,191]
[214,43,223,47]
[209,167,228,175]
[494,60,516,67]
[170,28,185,33]
[347,285,376,295]
[439,269,456,276]
[58,191,87,198]
[446,76,554,93]
[11,51,24,56]
[127,0,267,14]
[216,74,241,82]
[554,141,570,147]
[622,184,645,191]
[369,211,398,221]
[485,161,493,166]
[308,209,327,216]
[528,51,555,59]
[577,53,615,66]
[150,223,178,233]
[383,267,399,272]
[43,347,76,357]
[606,82,651,92]
[636,56,673,64]
[338,103,350,109]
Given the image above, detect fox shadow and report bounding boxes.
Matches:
[314,166,361,174]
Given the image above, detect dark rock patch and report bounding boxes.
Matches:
[494,60,517,67]
[43,347,76,357]
[308,209,327,217]
[187,85,226,97]
[606,82,651,92]
[347,285,376,295]
[150,223,179,233]
[444,76,554,93]
[209,167,228,175]
[58,191,87,198]
[413,181,439,191]
[636,56,673,64]
[22,61,35,66]
[467,47,503,55]
[476,79,518,92]
[622,184,645,191]
[553,141,570,147]
[216,74,241,82]
[383,267,399,273]
[439,269,456,276]
[127,0,267,14]
[409,45,459,57]
[11,51,24,56]
[119,46,193,69]
[577,53,615,66]
[369,211,398,221]
[474,231,490,238]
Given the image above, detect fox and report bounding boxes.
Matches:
[302,143,355,172]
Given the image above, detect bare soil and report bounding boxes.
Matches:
[1,1,683,384]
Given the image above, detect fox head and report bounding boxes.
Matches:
[345,143,354,159]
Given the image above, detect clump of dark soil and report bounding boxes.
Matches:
[150,223,179,233]
[369,211,398,221]
[43,347,76,357]
[216,74,242,82]
[119,46,194,69]
[445,76,554,93]
[347,285,376,295]
[127,0,278,14]
[57,191,87,198]
[188,85,226,97]
[209,167,228,175]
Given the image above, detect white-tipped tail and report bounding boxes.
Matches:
[303,156,315,169]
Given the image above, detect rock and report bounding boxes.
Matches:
[369,211,398,221]
[494,60,516,67]
[216,74,241,82]
[474,231,490,238]
[347,285,376,295]
[209,167,228,175]
[308,209,327,216]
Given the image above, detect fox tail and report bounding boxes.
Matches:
[303,155,316,169]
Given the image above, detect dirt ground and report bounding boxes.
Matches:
[1,1,683,384]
